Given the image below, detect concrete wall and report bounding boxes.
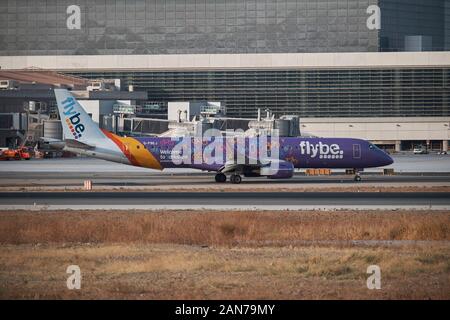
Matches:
[1,52,449,71]
[78,100,114,125]
[300,117,450,141]
[168,102,204,122]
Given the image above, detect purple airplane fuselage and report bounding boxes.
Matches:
[135,136,393,172]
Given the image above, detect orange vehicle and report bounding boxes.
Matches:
[19,147,31,160]
[0,147,31,160]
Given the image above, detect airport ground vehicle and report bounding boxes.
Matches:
[0,147,31,160]
[413,146,429,154]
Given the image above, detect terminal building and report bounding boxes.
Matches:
[0,0,449,151]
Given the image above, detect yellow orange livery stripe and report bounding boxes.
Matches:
[101,129,162,170]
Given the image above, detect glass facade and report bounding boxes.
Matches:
[380,0,448,51]
[0,1,448,120]
[1,0,448,55]
[70,68,450,118]
[2,0,448,56]
[0,0,380,55]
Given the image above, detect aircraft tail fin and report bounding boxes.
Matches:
[54,89,106,143]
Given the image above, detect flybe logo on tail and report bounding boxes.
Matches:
[61,96,85,140]
[299,141,344,159]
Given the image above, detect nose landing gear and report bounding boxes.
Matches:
[347,169,362,182]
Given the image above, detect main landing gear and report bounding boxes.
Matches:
[214,173,242,184]
[230,174,242,184]
[215,173,227,183]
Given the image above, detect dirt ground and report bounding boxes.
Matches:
[1,243,449,299]
[0,210,449,299]
[2,185,450,193]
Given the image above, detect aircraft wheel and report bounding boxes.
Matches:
[215,173,227,183]
[230,174,242,184]
[354,175,362,182]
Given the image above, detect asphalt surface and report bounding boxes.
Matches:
[1,156,449,210]
[1,153,450,173]
[2,171,450,187]
[0,191,449,210]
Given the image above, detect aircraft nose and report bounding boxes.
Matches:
[382,152,394,166]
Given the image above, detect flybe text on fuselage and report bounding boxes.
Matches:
[61,96,85,140]
[299,141,344,159]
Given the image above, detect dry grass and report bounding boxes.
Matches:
[0,210,448,246]
[0,210,449,299]
[0,243,449,299]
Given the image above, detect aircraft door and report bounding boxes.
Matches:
[353,144,361,159]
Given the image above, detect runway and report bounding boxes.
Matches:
[1,157,450,208]
[1,171,450,196]
[1,156,450,192]
[1,154,450,173]
[1,191,449,211]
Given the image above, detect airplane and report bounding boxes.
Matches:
[54,89,393,184]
